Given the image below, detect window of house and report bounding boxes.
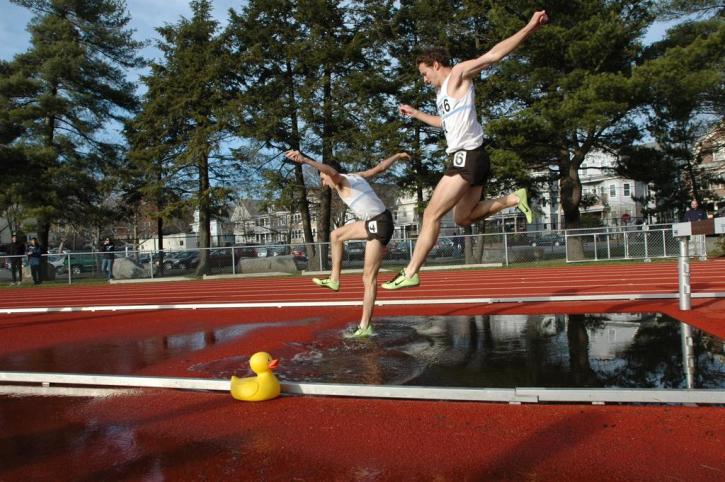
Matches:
[180,240,184,246]
[609,184,616,197]
[623,183,630,196]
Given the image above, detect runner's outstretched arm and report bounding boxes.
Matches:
[398,104,442,128]
[285,150,344,185]
[453,10,548,82]
[356,152,410,179]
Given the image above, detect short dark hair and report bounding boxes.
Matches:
[416,47,451,68]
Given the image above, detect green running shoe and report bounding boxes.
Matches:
[381,269,420,290]
[514,188,533,224]
[344,325,375,339]
[312,277,339,291]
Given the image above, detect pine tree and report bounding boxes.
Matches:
[478,1,655,246]
[130,0,239,275]
[623,5,725,218]
[228,0,401,266]
[4,0,143,261]
[226,0,321,264]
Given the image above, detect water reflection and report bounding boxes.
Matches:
[0,319,316,374]
[263,313,724,389]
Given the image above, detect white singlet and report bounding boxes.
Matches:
[339,174,385,221]
[436,74,484,154]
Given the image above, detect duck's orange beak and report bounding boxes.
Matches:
[268,359,279,370]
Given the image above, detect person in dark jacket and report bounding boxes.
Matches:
[26,237,43,285]
[101,237,115,280]
[682,199,708,260]
[682,199,707,222]
[7,233,25,285]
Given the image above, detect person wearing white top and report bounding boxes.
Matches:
[383,10,548,290]
[285,149,410,338]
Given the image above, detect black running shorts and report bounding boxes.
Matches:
[365,210,394,246]
[444,144,490,186]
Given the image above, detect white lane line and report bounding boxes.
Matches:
[2,292,725,314]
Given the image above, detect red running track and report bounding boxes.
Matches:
[0,260,723,481]
[2,258,725,309]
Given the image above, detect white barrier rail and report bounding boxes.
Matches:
[1,371,724,405]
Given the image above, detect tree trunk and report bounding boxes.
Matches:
[318,65,334,267]
[567,315,594,386]
[157,216,164,276]
[414,124,424,226]
[195,153,211,276]
[560,161,584,260]
[286,58,318,267]
[39,221,51,282]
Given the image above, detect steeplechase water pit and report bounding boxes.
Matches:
[1,311,723,404]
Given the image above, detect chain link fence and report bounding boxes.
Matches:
[1,223,716,285]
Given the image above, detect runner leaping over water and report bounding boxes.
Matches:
[285,149,410,338]
[382,10,548,290]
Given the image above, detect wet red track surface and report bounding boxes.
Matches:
[1,260,723,481]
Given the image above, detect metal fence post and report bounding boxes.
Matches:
[680,323,695,389]
[624,231,629,259]
[503,232,509,266]
[644,231,651,262]
[231,247,236,275]
[678,237,691,311]
[149,252,154,279]
[319,243,323,272]
[67,252,72,284]
[662,230,667,257]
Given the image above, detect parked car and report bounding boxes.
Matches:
[346,241,366,260]
[256,245,290,257]
[384,240,410,260]
[63,252,99,274]
[48,254,67,274]
[429,238,462,258]
[291,245,308,261]
[234,244,258,259]
[530,233,564,247]
[159,251,199,271]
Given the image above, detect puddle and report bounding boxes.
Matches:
[0,319,317,374]
[201,313,724,389]
[3,312,722,390]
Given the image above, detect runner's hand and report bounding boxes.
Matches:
[530,10,548,29]
[398,104,417,117]
[284,150,304,164]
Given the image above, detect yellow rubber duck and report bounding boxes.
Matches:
[230,352,281,402]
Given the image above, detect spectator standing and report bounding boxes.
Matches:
[682,199,707,222]
[101,237,116,280]
[682,199,708,260]
[26,237,43,285]
[7,233,25,286]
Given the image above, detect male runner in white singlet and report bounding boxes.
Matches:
[383,10,548,290]
[285,150,409,338]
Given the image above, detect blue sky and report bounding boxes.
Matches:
[1,1,677,64]
[0,0,242,63]
[0,1,679,147]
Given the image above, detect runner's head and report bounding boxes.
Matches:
[416,47,451,88]
[320,172,337,189]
